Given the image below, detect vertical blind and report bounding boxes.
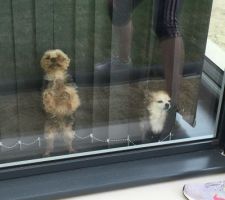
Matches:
[0,0,212,151]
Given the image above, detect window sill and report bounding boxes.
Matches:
[205,39,225,71]
[66,173,225,200]
[1,148,225,200]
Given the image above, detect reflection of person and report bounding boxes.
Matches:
[97,0,184,106]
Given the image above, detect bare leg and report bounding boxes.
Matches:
[114,20,133,63]
[160,36,184,105]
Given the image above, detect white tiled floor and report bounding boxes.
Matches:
[64,173,225,200]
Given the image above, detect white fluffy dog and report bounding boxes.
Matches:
[141,90,171,142]
[147,90,171,134]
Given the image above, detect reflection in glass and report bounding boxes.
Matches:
[0,0,223,166]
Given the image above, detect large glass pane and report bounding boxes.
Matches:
[0,0,224,167]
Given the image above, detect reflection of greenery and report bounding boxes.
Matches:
[181,0,213,62]
[75,0,212,70]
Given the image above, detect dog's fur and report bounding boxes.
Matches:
[42,80,80,117]
[41,49,70,81]
[41,49,80,156]
[147,91,171,134]
[141,90,171,142]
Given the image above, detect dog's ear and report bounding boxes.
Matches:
[148,92,155,102]
[40,55,46,70]
[63,56,70,70]
[143,90,153,105]
[40,50,50,70]
[62,52,70,69]
[67,57,71,65]
[144,90,154,99]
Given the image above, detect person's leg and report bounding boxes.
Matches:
[114,20,133,63]
[109,0,136,64]
[155,0,184,106]
[96,0,142,71]
[160,36,184,105]
[112,0,143,63]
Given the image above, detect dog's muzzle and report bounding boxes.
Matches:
[164,103,171,111]
[49,62,61,68]
[50,58,57,63]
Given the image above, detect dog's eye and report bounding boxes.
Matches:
[157,100,163,103]
[168,100,171,103]
[46,56,50,60]
[58,56,65,61]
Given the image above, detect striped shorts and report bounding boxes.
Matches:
[108,0,182,39]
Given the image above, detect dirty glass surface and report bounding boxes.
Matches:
[0,0,224,167]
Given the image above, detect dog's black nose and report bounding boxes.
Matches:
[50,57,56,62]
[165,103,170,109]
